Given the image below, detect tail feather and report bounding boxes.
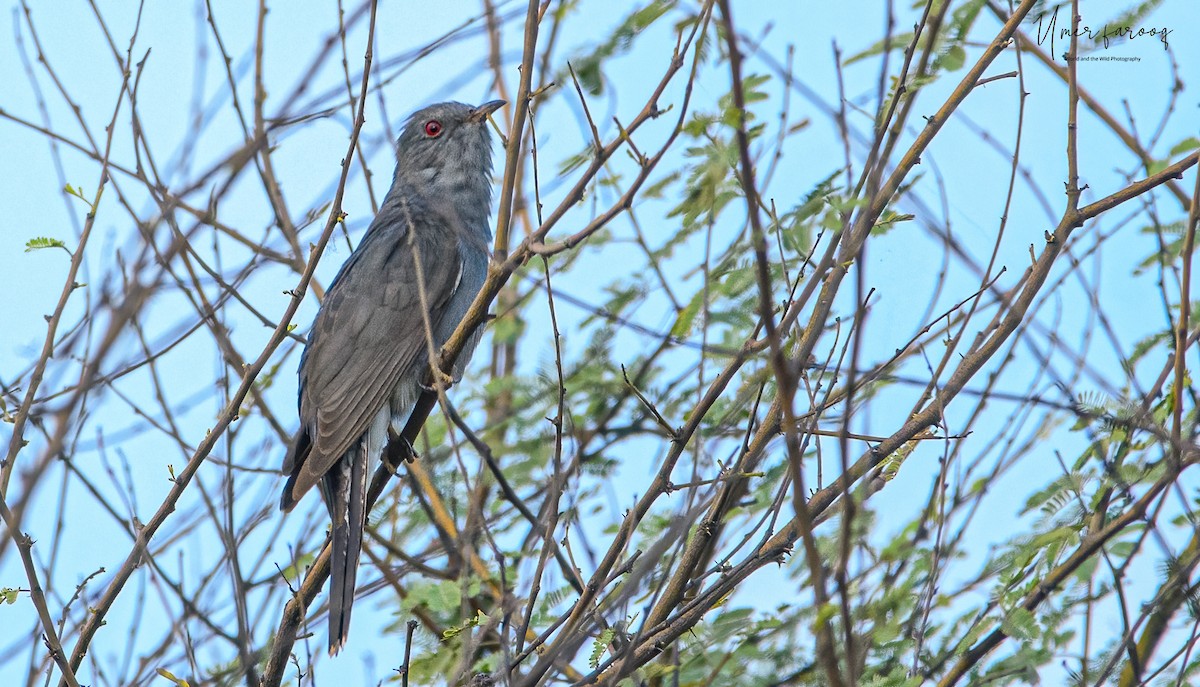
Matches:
[328,518,351,648]
[328,442,368,654]
[326,407,387,655]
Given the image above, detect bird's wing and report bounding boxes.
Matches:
[283,195,467,506]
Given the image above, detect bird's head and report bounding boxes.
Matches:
[393,100,505,194]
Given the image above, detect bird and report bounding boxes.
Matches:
[280,99,505,654]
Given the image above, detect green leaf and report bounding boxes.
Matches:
[1001,607,1038,641]
[873,210,915,234]
[0,587,19,604]
[404,580,462,615]
[155,668,191,687]
[710,607,754,641]
[741,73,771,105]
[253,360,284,395]
[491,313,526,345]
[558,148,594,176]
[563,0,676,95]
[1129,330,1172,366]
[590,627,615,668]
[815,601,838,628]
[938,44,966,72]
[1029,524,1078,551]
[670,289,705,338]
[641,171,681,199]
[844,32,917,66]
[442,609,489,639]
[24,236,69,254]
[1169,136,1200,157]
[791,170,841,224]
[277,552,315,582]
[957,616,997,653]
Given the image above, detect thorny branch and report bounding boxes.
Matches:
[2,1,1197,686]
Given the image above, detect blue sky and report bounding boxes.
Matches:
[2,1,1198,685]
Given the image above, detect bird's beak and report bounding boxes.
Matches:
[469,99,506,123]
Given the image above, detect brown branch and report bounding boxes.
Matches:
[60,2,381,680]
[0,500,80,687]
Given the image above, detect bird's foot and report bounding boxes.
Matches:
[419,369,456,393]
[385,429,419,467]
[397,434,418,464]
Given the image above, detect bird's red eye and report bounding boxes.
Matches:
[424,120,443,137]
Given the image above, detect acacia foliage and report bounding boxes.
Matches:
[1,1,1199,686]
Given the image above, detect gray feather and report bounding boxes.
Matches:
[280,100,502,654]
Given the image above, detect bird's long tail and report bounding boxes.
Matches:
[327,441,368,655]
[326,410,388,654]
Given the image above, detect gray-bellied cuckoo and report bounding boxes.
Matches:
[280,99,504,654]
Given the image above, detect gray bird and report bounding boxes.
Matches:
[280,99,504,654]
